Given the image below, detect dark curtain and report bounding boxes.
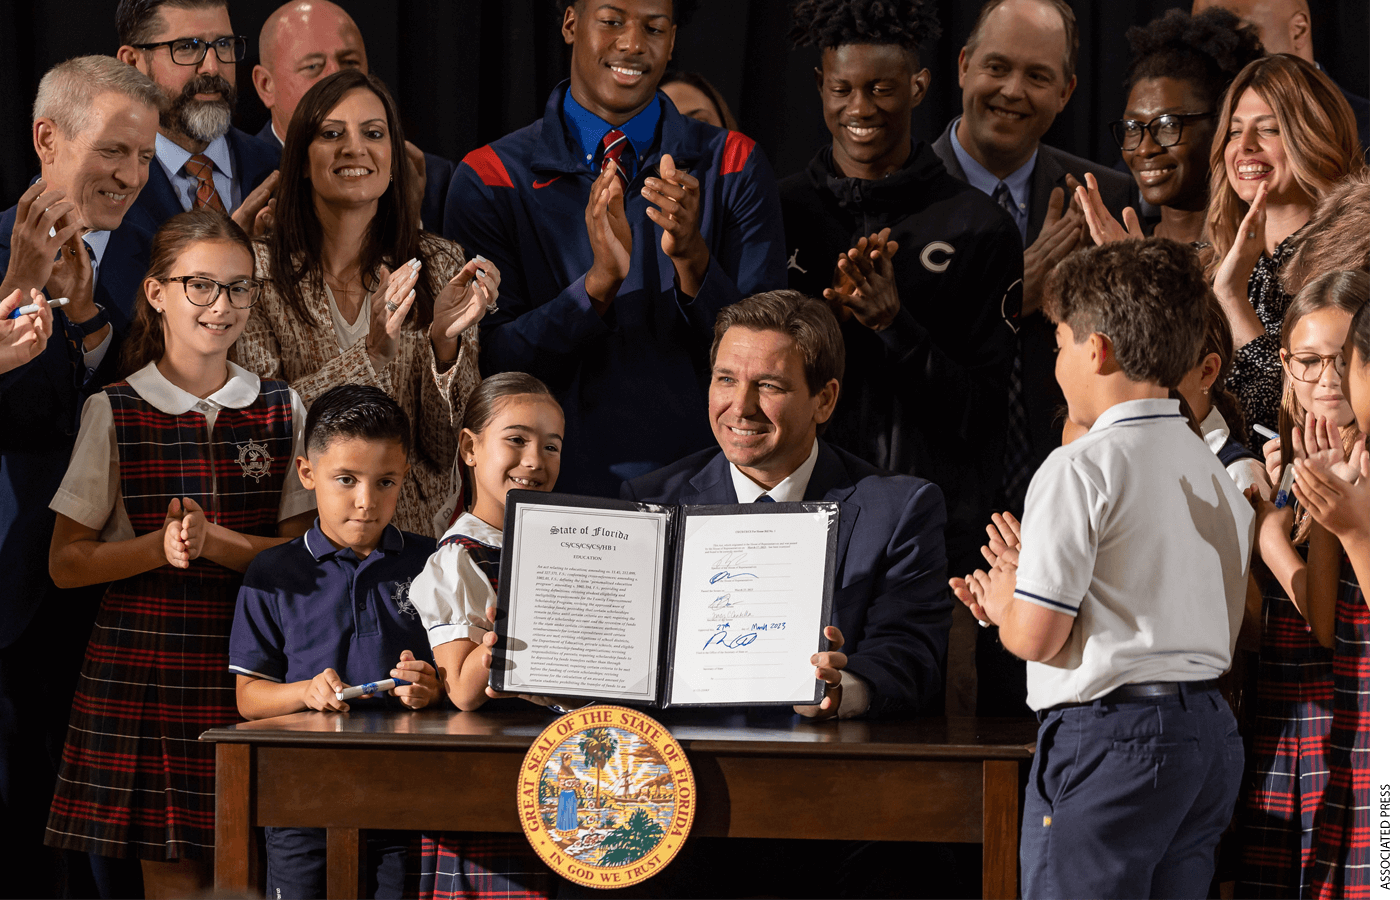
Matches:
[0,0,1370,207]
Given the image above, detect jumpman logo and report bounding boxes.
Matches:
[787,249,808,274]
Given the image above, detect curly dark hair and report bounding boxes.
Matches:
[555,0,698,28]
[789,0,940,50]
[1124,7,1265,111]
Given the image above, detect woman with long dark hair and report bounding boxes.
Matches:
[233,69,497,536]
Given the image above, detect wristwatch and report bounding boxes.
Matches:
[70,303,109,337]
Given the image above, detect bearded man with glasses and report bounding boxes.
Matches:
[116,0,281,237]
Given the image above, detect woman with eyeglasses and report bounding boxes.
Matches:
[43,209,318,897]
[232,70,498,537]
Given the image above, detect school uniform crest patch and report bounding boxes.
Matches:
[237,441,273,481]
[393,581,417,617]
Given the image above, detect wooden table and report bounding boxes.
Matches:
[204,709,1036,899]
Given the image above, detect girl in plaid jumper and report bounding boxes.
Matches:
[409,372,567,900]
[43,210,317,897]
[1245,272,1368,899]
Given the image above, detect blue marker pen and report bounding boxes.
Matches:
[1274,463,1296,509]
[1252,423,1280,442]
[7,296,67,319]
[335,677,409,701]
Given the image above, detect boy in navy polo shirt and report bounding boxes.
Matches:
[951,239,1254,899]
[230,384,442,899]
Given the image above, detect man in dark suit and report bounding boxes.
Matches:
[250,0,457,234]
[115,0,280,233]
[0,56,161,898]
[931,0,1137,717]
[622,290,951,719]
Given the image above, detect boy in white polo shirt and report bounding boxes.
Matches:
[951,238,1254,899]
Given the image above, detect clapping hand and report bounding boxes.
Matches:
[644,153,709,296]
[430,255,500,363]
[1023,180,1087,315]
[584,160,632,311]
[1078,172,1144,245]
[163,497,207,569]
[366,259,421,373]
[825,228,901,332]
[1,180,84,294]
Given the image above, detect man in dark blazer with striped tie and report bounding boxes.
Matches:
[622,290,951,720]
[0,57,162,898]
[115,0,281,233]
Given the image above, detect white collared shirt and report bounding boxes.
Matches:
[728,438,820,503]
[1014,398,1255,710]
[50,360,315,541]
[1201,406,1270,496]
[154,132,239,212]
[409,510,503,648]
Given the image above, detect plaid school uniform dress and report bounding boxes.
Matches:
[1311,559,1369,899]
[1237,577,1334,899]
[45,379,295,861]
[420,535,556,900]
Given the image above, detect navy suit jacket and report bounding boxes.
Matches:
[255,120,456,235]
[933,123,1139,510]
[621,441,951,717]
[0,204,155,646]
[132,127,280,229]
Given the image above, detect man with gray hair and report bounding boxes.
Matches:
[0,55,160,898]
[115,0,280,233]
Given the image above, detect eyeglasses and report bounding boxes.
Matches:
[1110,112,1214,151]
[162,275,262,309]
[131,36,247,66]
[1283,351,1347,383]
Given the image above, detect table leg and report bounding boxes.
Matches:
[326,826,362,899]
[983,759,1020,900]
[213,743,256,891]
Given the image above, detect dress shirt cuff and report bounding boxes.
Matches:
[837,670,871,719]
[81,323,113,371]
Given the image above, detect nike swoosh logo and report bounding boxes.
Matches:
[532,176,562,189]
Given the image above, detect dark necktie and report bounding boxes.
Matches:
[598,129,633,184]
[183,154,226,213]
[993,182,1034,510]
[755,494,775,503]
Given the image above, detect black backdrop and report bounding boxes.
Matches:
[0,0,1370,207]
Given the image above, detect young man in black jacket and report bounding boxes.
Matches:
[782,0,1024,624]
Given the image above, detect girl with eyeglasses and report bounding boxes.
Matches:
[42,209,317,896]
[232,69,498,539]
[1239,270,1368,898]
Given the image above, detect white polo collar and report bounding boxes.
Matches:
[126,360,261,415]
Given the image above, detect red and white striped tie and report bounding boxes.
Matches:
[598,128,631,184]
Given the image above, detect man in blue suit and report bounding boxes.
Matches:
[250,0,457,235]
[115,0,280,233]
[622,290,951,719]
[0,56,161,897]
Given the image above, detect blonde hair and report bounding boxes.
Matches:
[1204,54,1361,279]
[32,55,164,139]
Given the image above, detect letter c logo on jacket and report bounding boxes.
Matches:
[919,241,955,273]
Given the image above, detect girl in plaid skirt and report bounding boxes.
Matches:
[1294,296,1371,900]
[43,210,317,897]
[409,372,566,900]
[1248,273,1369,898]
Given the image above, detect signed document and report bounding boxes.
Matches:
[491,493,839,707]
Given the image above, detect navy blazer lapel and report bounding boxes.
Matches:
[932,120,967,182]
[137,162,185,225]
[682,451,738,505]
[803,441,859,573]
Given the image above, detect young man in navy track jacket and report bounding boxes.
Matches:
[444,0,787,499]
